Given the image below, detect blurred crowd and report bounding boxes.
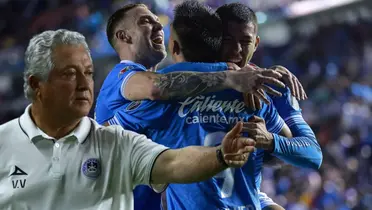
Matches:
[0,0,371,209]
[257,21,372,210]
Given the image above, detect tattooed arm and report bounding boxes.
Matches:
[123,70,285,101]
[124,71,228,100]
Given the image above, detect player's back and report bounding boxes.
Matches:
[158,63,285,210]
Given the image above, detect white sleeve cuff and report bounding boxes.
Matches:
[120,71,137,100]
[148,149,170,193]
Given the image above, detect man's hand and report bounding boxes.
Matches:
[245,116,274,151]
[241,65,306,111]
[226,64,263,110]
[226,62,240,70]
[221,122,256,167]
[226,67,285,105]
[243,93,262,111]
[270,65,307,100]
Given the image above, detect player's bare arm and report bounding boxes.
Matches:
[150,122,256,184]
[124,69,286,101]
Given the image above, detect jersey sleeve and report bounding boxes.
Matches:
[261,97,285,134]
[120,129,169,192]
[270,87,323,169]
[95,64,146,124]
[106,65,146,111]
[117,67,146,101]
[271,87,302,118]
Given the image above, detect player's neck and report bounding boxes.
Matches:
[118,47,138,65]
[118,48,153,69]
[30,104,81,140]
[119,53,136,64]
[119,54,152,69]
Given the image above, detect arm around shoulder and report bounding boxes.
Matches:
[123,70,233,101]
[123,71,161,101]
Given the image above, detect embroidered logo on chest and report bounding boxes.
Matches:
[82,158,101,179]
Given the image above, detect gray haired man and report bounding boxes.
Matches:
[0,29,256,210]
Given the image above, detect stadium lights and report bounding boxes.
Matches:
[285,0,362,18]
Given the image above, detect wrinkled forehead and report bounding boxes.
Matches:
[52,44,92,69]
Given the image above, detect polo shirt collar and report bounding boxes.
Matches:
[19,104,91,143]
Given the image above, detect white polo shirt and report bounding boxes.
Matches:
[0,105,168,210]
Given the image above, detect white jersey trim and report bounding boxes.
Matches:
[120,71,138,100]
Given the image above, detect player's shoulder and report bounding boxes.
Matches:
[112,61,146,74]
[99,61,147,95]
[103,62,146,83]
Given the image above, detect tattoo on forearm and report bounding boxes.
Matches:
[153,72,227,99]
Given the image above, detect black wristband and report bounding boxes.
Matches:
[216,148,228,167]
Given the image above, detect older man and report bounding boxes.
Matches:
[0,29,256,210]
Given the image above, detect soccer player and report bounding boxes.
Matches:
[216,3,321,209]
[0,29,257,210]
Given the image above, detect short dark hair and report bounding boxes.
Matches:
[173,0,222,62]
[106,3,147,48]
[216,3,257,32]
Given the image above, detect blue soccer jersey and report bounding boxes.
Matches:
[95,61,285,210]
[95,60,163,210]
[177,62,322,193]
[159,62,321,209]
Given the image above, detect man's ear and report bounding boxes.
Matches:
[172,40,181,55]
[116,30,132,44]
[254,36,260,51]
[28,75,42,99]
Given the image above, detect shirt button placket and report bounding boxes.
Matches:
[52,142,62,179]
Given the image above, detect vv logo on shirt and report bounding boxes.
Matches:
[10,165,27,189]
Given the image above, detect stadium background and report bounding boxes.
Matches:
[0,0,371,209]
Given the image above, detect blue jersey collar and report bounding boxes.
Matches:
[120,60,146,70]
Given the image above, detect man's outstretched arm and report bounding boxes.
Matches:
[123,67,285,101]
[128,122,255,187]
[150,122,255,184]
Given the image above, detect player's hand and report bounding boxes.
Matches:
[226,64,262,111]
[226,62,240,70]
[246,116,274,151]
[243,93,262,111]
[221,122,256,168]
[226,67,285,105]
[269,65,307,100]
